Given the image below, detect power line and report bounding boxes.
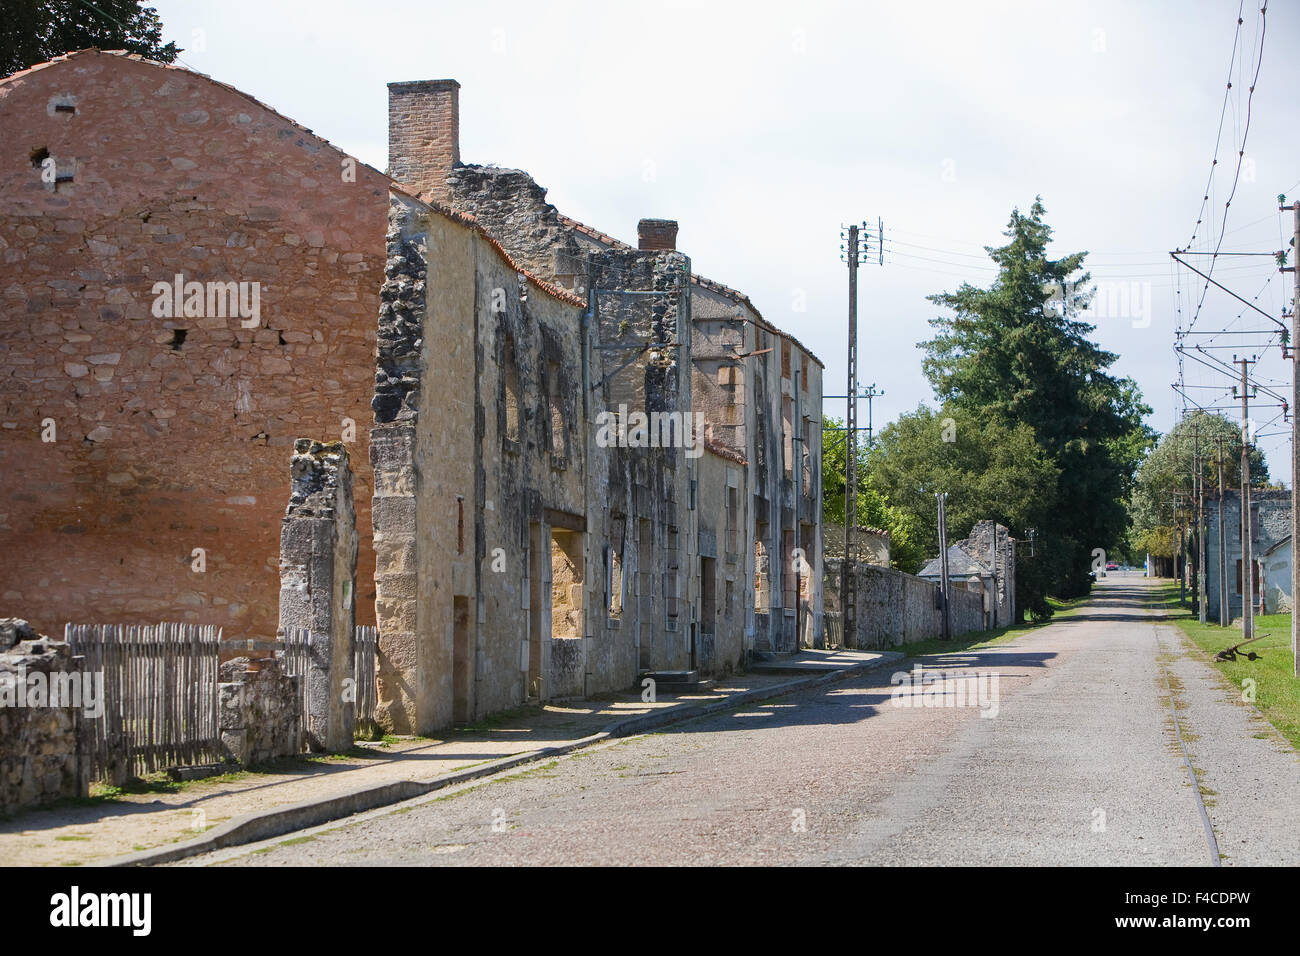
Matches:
[1185,1,1269,334]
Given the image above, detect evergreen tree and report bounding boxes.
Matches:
[920,198,1153,598]
[1,0,179,77]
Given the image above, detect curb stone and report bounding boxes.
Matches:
[99,650,903,867]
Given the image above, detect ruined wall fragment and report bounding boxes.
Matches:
[277,439,356,752]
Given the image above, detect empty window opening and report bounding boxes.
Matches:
[783,529,797,609]
[608,517,625,619]
[700,557,716,634]
[548,361,567,459]
[502,337,521,443]
[550,529,584,640]
[782,396,794,475]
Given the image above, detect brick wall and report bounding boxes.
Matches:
[387,80,460,202]
[0,52,389,644]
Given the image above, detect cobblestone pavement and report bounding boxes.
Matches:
[1,668,823,865]
[194,576,1300,866]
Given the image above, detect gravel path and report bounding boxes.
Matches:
[192,576,1299,867]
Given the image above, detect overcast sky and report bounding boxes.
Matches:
[151,0,1300,483]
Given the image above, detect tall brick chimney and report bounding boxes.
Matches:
[387,79,460,202]
[637,219,678,251]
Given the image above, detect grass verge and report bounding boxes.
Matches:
[900,594,1087,659]
[1153,580,1299,750]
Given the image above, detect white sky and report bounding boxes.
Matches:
[151,0,1300,484]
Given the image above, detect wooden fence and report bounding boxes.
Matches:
[279,626,379,744]
[65,622,222,783]
[822,611,844,648]
[353,625,378,734]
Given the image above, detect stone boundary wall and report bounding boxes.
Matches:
[0,621,88,815]
[824,559,985,649]
[218,656,301,766]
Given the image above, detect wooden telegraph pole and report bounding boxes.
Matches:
[1195,425,1207,624]
[1285,198,1299,675]
[1218,436,1228,627]
[1237,356,1255,639]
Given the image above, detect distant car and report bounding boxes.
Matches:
[1106,562,1119,571]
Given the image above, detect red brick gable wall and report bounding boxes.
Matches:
[0,52,388,644]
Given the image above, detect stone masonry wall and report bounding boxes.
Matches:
[277,440,356,752]
[0,621,87,815]
[218,656,301,765]
[825,559,985,649]
[0,52,388,645]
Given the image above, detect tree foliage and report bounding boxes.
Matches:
[821,416,927,573]
[920,199,1154,598]
[866,198,1152,612]
[1,0,179,77]
[867,404,1059,559]
[1128,409,1269,558]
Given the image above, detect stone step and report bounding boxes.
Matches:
[640,669,712,692]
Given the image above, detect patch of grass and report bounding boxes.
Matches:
[896,592,1089,660]
[303,746,389,763]
[54,835,90,841]
[1153,581,1300,750]
[1046,595,1089,619]
[900,620,1035,659]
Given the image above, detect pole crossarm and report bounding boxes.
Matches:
[1170,252,1290,338]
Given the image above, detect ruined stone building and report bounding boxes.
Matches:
[388,80,826,664]
[918,520,1016,629]
[0,54,824,735]
[1204,489,1292,620]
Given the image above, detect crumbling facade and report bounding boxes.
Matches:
[387,79,826,667]
[918,520,1016,629]
[0,53,824,738]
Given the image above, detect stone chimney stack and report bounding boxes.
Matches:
[387,79,460,202]
[637,218,678,251]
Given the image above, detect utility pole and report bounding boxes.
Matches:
[862,383,884,447]
[1195,425,1206,624]
[1176,495,1185,604]
[1285,197,1299,674]
[838,221,882,649]
[1218,436,1228,627]
[1236,356,1255,639]
[841,224,860,649]
[937,492,951,639]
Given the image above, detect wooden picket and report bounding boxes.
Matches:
[354,625,378,732]
[65,622,221,782]
[279,625,379,744]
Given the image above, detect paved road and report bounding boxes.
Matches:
[195,576,1300,866]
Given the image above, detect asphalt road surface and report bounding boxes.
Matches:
[194,576,1300,866]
